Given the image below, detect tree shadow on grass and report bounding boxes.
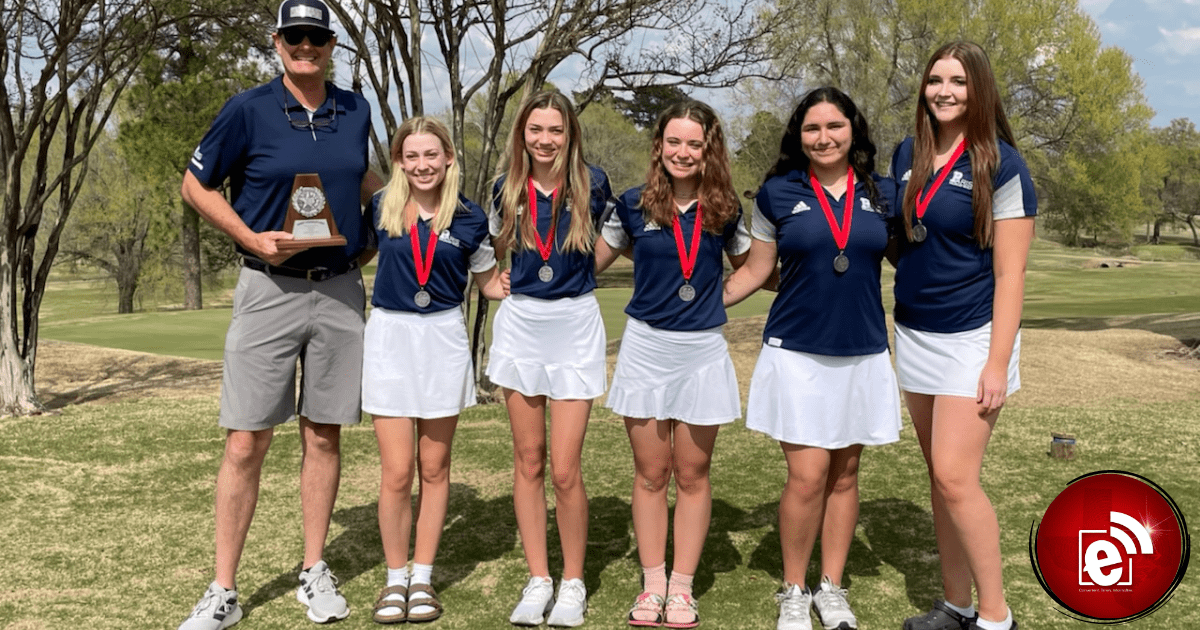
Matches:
[1023,312,1200,345]
[242,482,517,615]
[745,497,932,596]
[36,348,221,409]
[858,497,943,608]
[693,498,749,597]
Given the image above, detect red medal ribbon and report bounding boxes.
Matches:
[810,167,855,251]
[410,220,438,288]
[527,177,558,263]
[671,202,703,282]
[915,139,968,220]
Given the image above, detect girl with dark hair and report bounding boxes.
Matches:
[723,87,901,630]
[363,116,508,624]
[595,100,750,629]
[891,42,1035,630]
[487,90,613,628]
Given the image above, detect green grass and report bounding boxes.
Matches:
[3,393,1197,628]
[10,241,1199,628]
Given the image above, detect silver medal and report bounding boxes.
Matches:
[678,283,696,302]
[911,223,927,243]
[538,264,554,282]
[833,253,850,273]
[414,289,431,308]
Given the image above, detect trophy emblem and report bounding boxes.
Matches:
[279,173,347,251]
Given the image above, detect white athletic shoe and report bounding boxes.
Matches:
[179,582,243,630]
[812,576,857,629]
[547,578,587,627]
[776,583,813,630]
[297,561,350,623]
[509,576,555,626]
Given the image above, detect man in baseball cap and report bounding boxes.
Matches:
[175,0,382,628]
[277,0,333,32]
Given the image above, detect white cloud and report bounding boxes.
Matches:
[1079,0,1115,12]
[1154,26,1200,57]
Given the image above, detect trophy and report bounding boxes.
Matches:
[278,173,347,250]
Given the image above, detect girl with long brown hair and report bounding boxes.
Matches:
[891,42,1036,630]
[486,90,613,628]
[595,100,749,629]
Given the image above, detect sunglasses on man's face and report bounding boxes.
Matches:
[280,27,332,47]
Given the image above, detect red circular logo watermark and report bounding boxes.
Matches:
[1030,470,1190,623]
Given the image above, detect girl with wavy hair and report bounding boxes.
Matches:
[595,99,749,629]
[891,41,1035,630]
[363,116,507,624]
[486,90,613,628]
[723,86,902,630]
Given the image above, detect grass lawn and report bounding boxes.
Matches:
[6,238,1199,629]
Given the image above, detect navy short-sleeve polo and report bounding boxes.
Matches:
[489,165,612,299]
[753,172,896,355]
[601,186,750,332]
[369,194,494,313]
[890,137,1037,333]
[187,76,371,270]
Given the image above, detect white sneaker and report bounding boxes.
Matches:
[547,578,587,627]
[179,582,243,630]
[509,576,555,626]
[296,561,350,623]
[776,583,813,630]
[812,576,857,629]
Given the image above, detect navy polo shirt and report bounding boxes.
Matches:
[753,171,896,355]
[890,137,1037,333]
[368,194,494,313]
[602,187,751,332]
[489,165,612,299]
[187,75,371,270]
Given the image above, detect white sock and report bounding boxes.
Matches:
[974,608,1012,630]
[411,562,434,585]
[945,600,976,619]
[386,566,410,588]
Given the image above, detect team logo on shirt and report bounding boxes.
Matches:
[861,198,885,214]
[438,232,462,248]
[899,169,912,182]
[190,147,204,171]
[643,221,662,231]
[791,201,811,214]
[948,171,973,190]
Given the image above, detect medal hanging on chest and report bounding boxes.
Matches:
[672,203,703,302]
[810,167,855,274]
[410,219,438,308]
[527,178,558,282]
[912,139,968,243]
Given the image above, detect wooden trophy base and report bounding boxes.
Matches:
[277,236,347,251]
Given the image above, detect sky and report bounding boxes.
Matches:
[328,1,1198,133]
[1078,0,1200,126]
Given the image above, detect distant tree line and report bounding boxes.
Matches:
[3,0,1196,415]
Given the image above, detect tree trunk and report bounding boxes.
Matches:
[1151,218,1162,244]
[117,273,138,314]
[181,202,202,309]
[1188,216,1199,247]
[0,334,43,417]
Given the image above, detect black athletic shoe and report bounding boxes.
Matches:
[902,600,976,630]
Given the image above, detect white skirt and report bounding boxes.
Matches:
[486,293,607,399]
[746,345,900,448]
[362,307,476,419]
[606,317,740,426]
[894,321,1021,397]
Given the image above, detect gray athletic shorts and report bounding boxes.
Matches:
[219,266,366,430]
